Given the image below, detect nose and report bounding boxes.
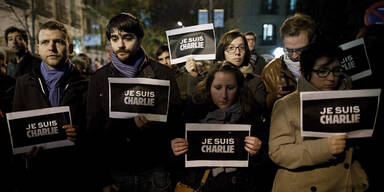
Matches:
[48,41,57,52]
[165,59,170,66]
[234,47,241,55]
[327,71,336,81]
[221,88,229,99]
[117,38,125,48]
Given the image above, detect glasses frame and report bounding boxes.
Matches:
[312,67,342,78]
[225,45,246,54]
[283,46,308,55]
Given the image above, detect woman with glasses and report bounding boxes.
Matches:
[171,61,271,192]
[268,42,368,192]
[216,29,267,112]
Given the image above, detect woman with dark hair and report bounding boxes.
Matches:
[216,29,267,111]
[171,61,271,192]
[268,42,368,192]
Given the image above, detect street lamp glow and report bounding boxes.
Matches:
[273,47,284,58]
[177,21,183,27]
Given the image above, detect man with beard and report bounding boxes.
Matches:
[86,13,182,192]
[261,14,317,110]
[4,26,41,78]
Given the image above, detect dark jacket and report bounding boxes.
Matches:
[178,98,272,192]
[7,52,41,78]
[11,64,88,192]
[86,56,183,187]
[0,73,15,191]
[249,50,267,75]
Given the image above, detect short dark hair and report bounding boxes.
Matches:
[216,29,250,67]
[155,44,169,58]
[300,42,342,80]
[244,31,256,40]
[5,26,28,45]
[37,20,71,43]
[106,12,144,41]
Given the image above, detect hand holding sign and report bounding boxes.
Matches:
[63,124,77,142]
[244,136,262,156]
[327,134,347,155]
[134,115,150,129]
[171,138,189,156]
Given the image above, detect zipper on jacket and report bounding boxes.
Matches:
[38,77,46,95]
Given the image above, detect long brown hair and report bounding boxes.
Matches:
[193,61,257,119]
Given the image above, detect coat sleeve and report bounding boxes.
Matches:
[12,77,26,112]
[268,96,336,170]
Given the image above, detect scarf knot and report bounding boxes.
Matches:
[110,48,145,78]
[40,61,72,106]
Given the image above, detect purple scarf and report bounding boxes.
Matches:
[110,48,145,78]
[40,61,72,107]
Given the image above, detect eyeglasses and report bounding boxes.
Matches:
[312,67,342,78]
[225,46,246,54]
[284,46,307,55]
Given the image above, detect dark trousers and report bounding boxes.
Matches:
[110,168,172,192]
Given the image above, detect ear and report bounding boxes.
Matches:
[68,43,74,55]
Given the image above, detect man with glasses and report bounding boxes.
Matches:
[261,13,316,110]
[245,31,266,75]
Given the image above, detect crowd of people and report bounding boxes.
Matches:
[0,11,382,192]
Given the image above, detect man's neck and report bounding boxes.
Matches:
[14,51,28,63]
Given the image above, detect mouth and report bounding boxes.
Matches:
[47,55,60,58]
[324,84,336,89]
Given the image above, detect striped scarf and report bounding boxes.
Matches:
[110,48,145,78]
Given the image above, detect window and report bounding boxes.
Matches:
[70,0,81,28]
[287,0,296,15]
[36,0,53,17]
[261,24,276,45]
[260,0,278,14]
[5,0,29,9]
[56,0,68,24]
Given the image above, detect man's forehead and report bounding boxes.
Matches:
[38,29,67,41]
[7,32,22,37]
[111,29,136,36]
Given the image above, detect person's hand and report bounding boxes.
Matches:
[103,184,119,192]
[185,58,198,77]
[25,146,44,159]
[244,136,262,156]
[171,138,188,156]
[63,124,77,142]
[134,115,150,129]
[327,134,348,155]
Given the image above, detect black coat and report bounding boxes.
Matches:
[6,52,41,78]
[176,98,273,192]
[86,56,183,188]
[11,64,88,192]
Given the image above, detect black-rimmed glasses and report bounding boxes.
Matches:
[284,46,307,55]
[225,46,246,54]
[312,67,342,78]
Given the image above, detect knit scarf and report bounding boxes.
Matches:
[110,48,145,78]
[200,102,242,177]
[200,102,242,124]
[40,60,72,107]
[284,54,301,81]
